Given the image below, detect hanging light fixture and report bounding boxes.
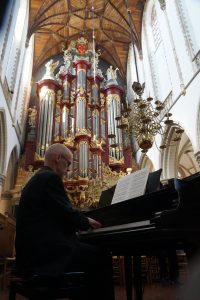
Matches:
[116,1,184,153]
[116,82,184,153]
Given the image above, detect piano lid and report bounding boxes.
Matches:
[85,185,178,227]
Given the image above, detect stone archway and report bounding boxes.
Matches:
[197,101,200,149]
[2,146,18,192]
[161,124,200,179]
[195,99,200,166]
[160,125,179,179]
[139,154,154,172]
[0,110,7,184]
[0,146,18,214]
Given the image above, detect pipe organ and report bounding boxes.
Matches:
[25,37,135,208]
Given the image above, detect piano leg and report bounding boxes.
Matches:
[124,255,143,300]
[133,255,143,300]
[124,255,132,300]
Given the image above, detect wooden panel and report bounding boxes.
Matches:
[0,213,16,259]
[29,0,145,77]
[0,214,6,258]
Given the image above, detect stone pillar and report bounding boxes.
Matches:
[0,174,5,200]
[194,151,200,168]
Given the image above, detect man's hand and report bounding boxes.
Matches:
[88,217,102,229]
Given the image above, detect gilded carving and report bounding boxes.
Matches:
[28,106,37,127]
[77,86,85,94]
[109,155,124,165]
[77,96,86,104]
[76,128,91,136]
[34,152,44,161]
[101,163,126,189]
[64,136,75,147]
[90,136,103,150]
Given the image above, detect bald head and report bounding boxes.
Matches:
[44,143,72,177]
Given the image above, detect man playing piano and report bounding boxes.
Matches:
[15,143,115,300]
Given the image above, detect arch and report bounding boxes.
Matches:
[160,125,178,179]
[0,109,7,175]
[196,98,200,150]
[2,145,18,192]
[143,0,156,51]
[177,134,199,177]
[161,123,199,179]
[139,154,154,172]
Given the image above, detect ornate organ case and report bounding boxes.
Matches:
[24,37,134,208]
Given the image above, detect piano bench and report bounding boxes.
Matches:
[8,271,85,300]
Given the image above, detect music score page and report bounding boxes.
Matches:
[111,168,149,204]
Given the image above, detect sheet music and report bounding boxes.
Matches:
[111,168,149,204]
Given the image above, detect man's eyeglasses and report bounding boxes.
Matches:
[60,155,71,167]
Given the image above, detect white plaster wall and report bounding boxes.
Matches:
[0,89,20,172]
[183,0,200,53]
[0,0,20,80]
[166,1,194,83]
[131,0,200,171]
[170,73,200,153]
[126,45,145,102]
[10,2,29,117]
[0,0,14,61]
[14,36,34,129]
[0,0,32,180]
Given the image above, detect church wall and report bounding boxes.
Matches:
[130,0,200,173]
[0,0,33,207]
[0,0,20,81]
[126,45,145,102]
[169,73,200,153]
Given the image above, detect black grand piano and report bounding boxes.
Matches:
[79,172,200,300]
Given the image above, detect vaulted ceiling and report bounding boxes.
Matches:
[29,0,145,80]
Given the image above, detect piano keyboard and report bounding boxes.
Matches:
[80,220,155,235]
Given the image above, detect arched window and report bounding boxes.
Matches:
[183,0,200,54]
[0,111,7,175]
[147,4,172,100]
[5,0,28,93]
[151,7,161,51]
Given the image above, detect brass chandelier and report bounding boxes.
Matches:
[116,81,184,153]
[116,82,176,153]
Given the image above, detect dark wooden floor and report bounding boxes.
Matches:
[0,282,183,300]
[0,254,188,300]
[115,283,181,300]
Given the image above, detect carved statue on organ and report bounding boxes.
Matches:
[28,106,37,127]
[106,65,119,83]
[43,59,59,79]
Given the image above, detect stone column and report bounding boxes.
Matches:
[0,174,5,200]
[194,151,200,168]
